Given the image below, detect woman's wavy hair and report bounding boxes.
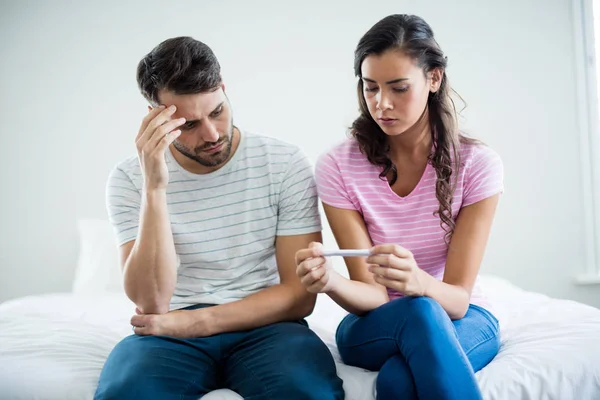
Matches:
[352,14,477,241]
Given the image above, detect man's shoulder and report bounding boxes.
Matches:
[243,131,302,156]
[108,154,141,183]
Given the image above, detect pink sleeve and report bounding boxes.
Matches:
[463,146,504,207]
[314,151,359,210]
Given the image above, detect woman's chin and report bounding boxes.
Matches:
[378,124,408,136]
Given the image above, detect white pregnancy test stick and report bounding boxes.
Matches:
[322,249,371,257]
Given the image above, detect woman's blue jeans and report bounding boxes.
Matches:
[336,296,500,400]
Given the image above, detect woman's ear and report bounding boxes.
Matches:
[429,68,443,93]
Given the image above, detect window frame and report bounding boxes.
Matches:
[574,0,600,283]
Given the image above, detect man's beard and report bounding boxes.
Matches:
[173,123,235,167]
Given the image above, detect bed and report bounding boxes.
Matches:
[1,220,599,400]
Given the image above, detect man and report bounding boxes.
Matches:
[94,36,344,400]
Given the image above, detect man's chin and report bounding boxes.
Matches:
[193,152,229,168]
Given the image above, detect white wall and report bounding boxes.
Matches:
[1,0,599,308]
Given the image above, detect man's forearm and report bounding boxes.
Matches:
[193,284,314,336]
[124,190,177,314]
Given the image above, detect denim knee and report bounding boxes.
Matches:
[94,367,146,399]
[265,373,344,400]
[375,356,417,400]
[399,297,449,332]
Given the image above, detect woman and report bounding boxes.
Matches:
[295,14,503,400]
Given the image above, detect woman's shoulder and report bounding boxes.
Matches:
[458,137,503,168]
[317,136,365,167]
[457,137,504,188]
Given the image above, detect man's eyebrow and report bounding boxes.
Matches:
[362,77,409,84]
[210,102,224,114]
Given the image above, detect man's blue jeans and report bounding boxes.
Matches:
[336,296,500,400]
[94,304,344,400]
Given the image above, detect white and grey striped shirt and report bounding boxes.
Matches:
[106,131,321,310]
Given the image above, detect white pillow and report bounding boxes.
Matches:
[72,219,124,294]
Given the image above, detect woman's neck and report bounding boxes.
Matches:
[388,106,432,163]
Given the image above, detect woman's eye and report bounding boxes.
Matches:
[394,87,409,93]
[364,87,378,92]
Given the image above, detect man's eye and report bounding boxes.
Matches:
[182,122,196,130]
[211,107,223,117]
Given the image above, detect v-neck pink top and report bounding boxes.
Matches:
[315,137,504,311]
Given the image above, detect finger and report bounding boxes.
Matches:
[301,265,326,287]
[130,315,148,327]
[309,241,323,251]
[153,129,182,155]
[295,246,323,265]
[137,105,166,141]
[366,254,395,267]
[369,265,407,281]
[132,326,152,336]
[367,255,411,271]
[373,274,404,291]
[147,117,187,148]
[300,270,322,287]
[299,257,326,278]
[296,257,324,278]
[371,244,412,258]
[138,105,178,145]
[295,256,325,278]
[307,281,326,293]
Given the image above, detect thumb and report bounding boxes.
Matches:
[309,241,324,257]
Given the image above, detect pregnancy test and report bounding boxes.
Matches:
[321,249,371,257]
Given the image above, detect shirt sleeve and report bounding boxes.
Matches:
[462,145,504,207]
[105,166,141,246]
[276,149,322,236]
[314,150,359,210]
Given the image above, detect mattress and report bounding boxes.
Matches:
[0,275,599,400]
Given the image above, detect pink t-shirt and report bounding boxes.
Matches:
[315,137,504,311]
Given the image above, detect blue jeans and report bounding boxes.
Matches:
[336,296,500,400]
[94,305,344,400]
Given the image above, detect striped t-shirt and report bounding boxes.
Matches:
[106,131,321,310]
[315,137,504,311]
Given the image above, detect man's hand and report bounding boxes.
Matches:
[130,308,213,338]
[136,105,186,191]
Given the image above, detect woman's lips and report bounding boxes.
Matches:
[378,118,397,126]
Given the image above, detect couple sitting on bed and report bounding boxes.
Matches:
[95,13,504,400]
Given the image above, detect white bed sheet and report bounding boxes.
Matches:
[0,275,599,400]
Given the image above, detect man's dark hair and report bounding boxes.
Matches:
[137,36,222,105]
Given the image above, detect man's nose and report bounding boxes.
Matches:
[198,120,220,143]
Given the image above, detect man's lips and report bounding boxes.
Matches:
[202,142,224,153]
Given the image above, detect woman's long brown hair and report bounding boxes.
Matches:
[351,14,478,242]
